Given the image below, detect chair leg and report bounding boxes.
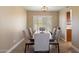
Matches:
[27,45,29,48]
[24,44,26,53]
[57,43,60,53]
[49,45,50,53]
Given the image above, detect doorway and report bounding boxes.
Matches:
[66,9,72,42]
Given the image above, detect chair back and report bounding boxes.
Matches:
[55,29,61,42]
[51,27,57,41]
[34,32,50,51]
[23,29,31,40]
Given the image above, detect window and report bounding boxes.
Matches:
[33,16,52,31]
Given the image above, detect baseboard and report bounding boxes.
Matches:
[6,38,24,53]
[70,43,79,53]
[61,37,66,42]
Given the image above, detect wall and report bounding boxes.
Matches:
[71,7,79,48]
[27,11,59,30]
[0,7,27,52]
[59,8,67,40]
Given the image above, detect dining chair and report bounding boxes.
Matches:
[34,32,50,53]
[27,28,34,42]
[49,27,60,53]
[50,27,57,42]
[23,29,34,53]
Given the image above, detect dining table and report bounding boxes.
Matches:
[24,30,60,53]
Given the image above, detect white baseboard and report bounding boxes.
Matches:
[70,43,79,53]
[61,37,66,42]
[6,38,24,53]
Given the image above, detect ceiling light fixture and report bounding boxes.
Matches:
[41,6,48,12]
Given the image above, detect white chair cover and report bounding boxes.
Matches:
[34,32,50,51]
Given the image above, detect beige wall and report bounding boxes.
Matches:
[0,7,27,52]
[27,11,59,30]
[70,7,79,48]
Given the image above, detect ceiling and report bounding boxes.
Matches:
[24,6,66,11]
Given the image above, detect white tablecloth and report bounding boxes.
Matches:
[33,30,52,39]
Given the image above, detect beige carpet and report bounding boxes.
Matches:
[11,39,77,53]
[58,40,77,53]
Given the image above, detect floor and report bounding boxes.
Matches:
[25,39,77,53]
[59,40,77,53]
